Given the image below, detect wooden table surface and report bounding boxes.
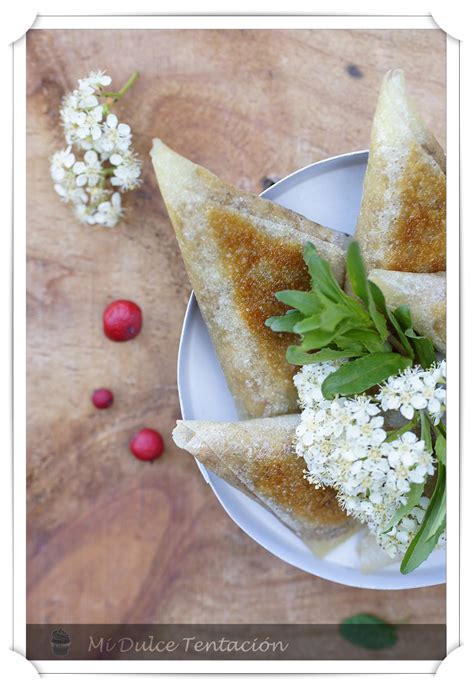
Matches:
[26,28,446,625]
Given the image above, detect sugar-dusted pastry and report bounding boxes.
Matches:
[173,415,355,545]
[151,139,347,418]
[369,269,446,353]
[355,69,446,273]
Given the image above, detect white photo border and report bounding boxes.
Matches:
[12,10,458,676]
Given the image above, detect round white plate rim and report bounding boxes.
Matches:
[176,151,446,590]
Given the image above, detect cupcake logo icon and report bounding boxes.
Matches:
[50,628,71,656]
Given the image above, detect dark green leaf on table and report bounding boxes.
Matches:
[339,614,398,650]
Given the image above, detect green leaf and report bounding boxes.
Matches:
[426,489,446,541]
[303,242,345,303]
[434,428,446,466]
[293,313,323,334]
[394,307,436,368]
[346,241,371,305]
[393,305,412,330]
[321,353,412,399]
[407,333,437,369]
[339,328,391,354]
[346,242,389,342]
[420,411,433,454]
[299,329,338,351]
[318,305,353,332]
[274,290,320,315]
[369,282,414,360]
[286,346,363,366]
[331,335,366,353]
[368,297,389,342]
[400,464,446,574]
[405,328,424,340]
[339,614,398,650]
[368,280,386,312]
[382,482,425,533]
[265,310,303,333]
[388,319,414,359]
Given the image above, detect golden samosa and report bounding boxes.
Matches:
[151,139,347,418]
[368,269,446,353]
[173,415,355,545]
[355,69,446,273]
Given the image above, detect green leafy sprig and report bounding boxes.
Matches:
[265,241,445,574]
[266,241,435,399]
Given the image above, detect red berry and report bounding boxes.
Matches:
[103,300,142,342]
[92,388,114,409]
[130,428,164,462]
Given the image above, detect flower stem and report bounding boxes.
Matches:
[101,71,140,101]
[387,333,410,358]
[386,416,418,441]
[437,419,446,437]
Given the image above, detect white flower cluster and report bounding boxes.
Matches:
[377,360,446,425]
[377,496,430,558]
[50,70,142,228]
[294,360,446,558]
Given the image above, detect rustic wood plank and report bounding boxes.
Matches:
[26,28,446,625]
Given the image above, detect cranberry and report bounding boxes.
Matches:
[92,388,114,409]
[103,300,142,342]
[130,428,164,462]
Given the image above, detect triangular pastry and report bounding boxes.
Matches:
[354,69,446,273]
[368,269,446,353]
[151,139,347,418]
[173,415,355,544]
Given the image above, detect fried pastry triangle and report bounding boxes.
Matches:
[151,139,347,418]
[354,69,446,273]
[369,269,446,353]
[173,415,355,545]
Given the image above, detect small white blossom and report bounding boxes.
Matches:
[75,105,104,142]
[110,151,142,191]
[50,146,75,182]
[78,70,112,94]
[93,192,123,228]
[346,413,386,446]
[96,114,132,157]
[346,395,380,423]
[73,150,103,187]
[74,200,97,225]
[54,180,88,204]
[86,185,110,207]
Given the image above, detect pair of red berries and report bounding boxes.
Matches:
[92,300,164,462]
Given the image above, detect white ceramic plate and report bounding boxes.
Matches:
[177,151,446,589]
